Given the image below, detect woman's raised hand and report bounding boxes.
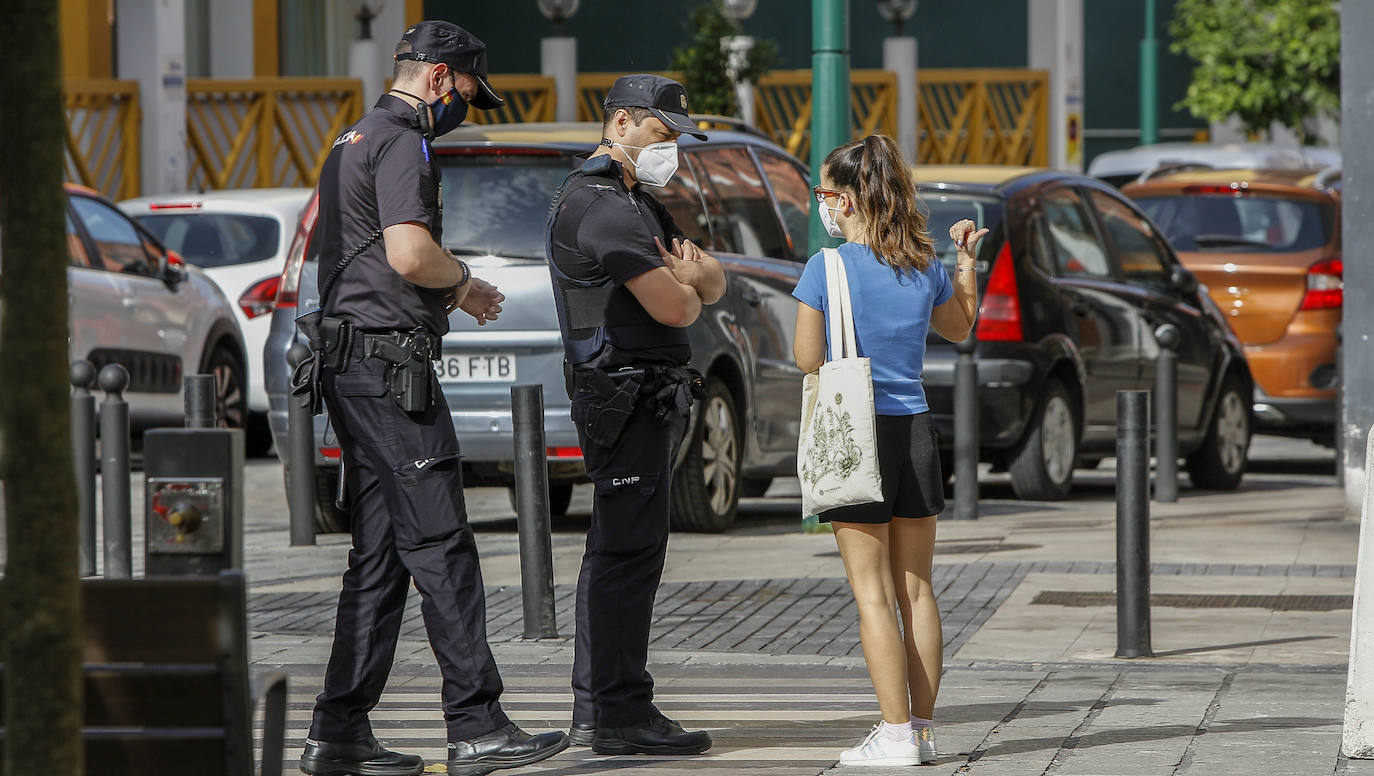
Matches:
[949,219,990,259]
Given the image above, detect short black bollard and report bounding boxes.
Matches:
[1153,324,1180,503]
[286,344,317,546]
[71,360,98,577]
[511,384,558,639]
[184,374,217,429]
[1115,390,1153,658]
[952,333,979,520]
[99,364,133,579]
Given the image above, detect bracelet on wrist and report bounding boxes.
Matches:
[454,258,470,288]
[957,264,977,273]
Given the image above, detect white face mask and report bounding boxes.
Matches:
[616,141,679,188]
[818,197,845,239]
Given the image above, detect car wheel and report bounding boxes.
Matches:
[1009,379,1078,500]
[314,467,350,534]
[204,347,248,433]
[1187,374,1250,491]
[741,477,773,498]
[506,482,574,517]
[671,379,740,533]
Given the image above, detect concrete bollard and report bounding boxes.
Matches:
[98,364,132,579]
[71,360,98,577]
[1115,390,1153,658]
[1154,324,1180,503]
[1343,425,1374,756]
[952,333,979,520]
[286,344,317,546]
[511,384,558,639]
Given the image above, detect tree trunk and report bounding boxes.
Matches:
[0,0,85,774]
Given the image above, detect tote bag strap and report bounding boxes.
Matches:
[822,247,859,360]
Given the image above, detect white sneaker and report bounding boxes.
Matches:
[838,724,921,766]
[915,724,937,764]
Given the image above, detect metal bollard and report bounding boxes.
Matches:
[98,364,132,579]
[184,374,217,429]
[511,384,558,639]
[286,344,317,546]
[1153,324,1180,503]
[952,333,979,520]
[1115,390,1153,658]
[71,360,98,577]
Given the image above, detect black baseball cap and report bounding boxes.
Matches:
[603,74,707,141]
[395,21,504,110]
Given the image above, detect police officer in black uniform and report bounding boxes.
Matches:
[297,21,568,776]
[546,74,727,756]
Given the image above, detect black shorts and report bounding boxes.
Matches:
[820,412,945,524]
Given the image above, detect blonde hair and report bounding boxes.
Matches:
[823,135,935,275]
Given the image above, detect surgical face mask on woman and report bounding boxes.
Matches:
[818,196,845,239]
[613,141,679,188]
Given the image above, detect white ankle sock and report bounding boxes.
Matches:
[911,716,933,729]
[881,720,913,741]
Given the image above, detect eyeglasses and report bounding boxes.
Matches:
[813,186,843,204]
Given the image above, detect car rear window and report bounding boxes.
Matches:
[921,194,1004,269]
[438,152,577,259]
[136,213,280,268]
[1133,194,1333,253]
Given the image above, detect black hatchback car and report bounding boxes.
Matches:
[264,121,813,533]
[916,165,1254,499]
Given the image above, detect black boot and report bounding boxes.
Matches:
[593,715,712,755]
[447,723,570,774]
[569,722,596,747]
[299,736,423,776]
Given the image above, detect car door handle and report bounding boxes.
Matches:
[741,288,762,306]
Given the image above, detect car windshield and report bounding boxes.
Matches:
[921,194,1004,268]
[439,152,579,259]
[135,213,280,268]
[1133,194,1332,253]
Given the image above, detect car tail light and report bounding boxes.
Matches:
[975,242,1023,342]
[274,192,319,310]
[148,201,203,210]
[166,250,186,269]
[546,446,583,459]
[1299,257,1343,310]
[1182,184,1250,195]
[239,275,282,319]
[320,447,341,460]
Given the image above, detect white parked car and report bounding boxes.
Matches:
[121,188,311,455]
[44,184,249,436]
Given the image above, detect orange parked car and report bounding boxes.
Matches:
[1124,168,1341,444]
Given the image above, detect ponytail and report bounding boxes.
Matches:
[822,134,935,275]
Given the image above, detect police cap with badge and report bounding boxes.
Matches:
[602,74,709,141]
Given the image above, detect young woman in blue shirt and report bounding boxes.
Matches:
[792,135,986,766]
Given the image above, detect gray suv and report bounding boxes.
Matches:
[264,122,811,532]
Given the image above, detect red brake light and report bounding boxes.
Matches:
[1300,257,1343,311]
[148,202,203,210]
[320,447,341,460]
[546,446,583,459]
[239,275,282,319]
[1182,184,1250,195]
[166,250,186,269]
[975,242,1023,342]
[275,192,319,310]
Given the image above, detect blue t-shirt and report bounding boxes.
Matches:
[792,242,954,415]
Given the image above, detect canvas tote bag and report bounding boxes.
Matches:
[797,248,883,515]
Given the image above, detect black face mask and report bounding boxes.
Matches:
[391,83,469,140]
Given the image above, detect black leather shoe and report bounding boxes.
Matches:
[299,736,423,776]
[569,722,596,747]
[593,716,712,755]
[447,723,570,774]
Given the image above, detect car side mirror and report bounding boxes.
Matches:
[162,250,188,287]
[1170,265,1198,295]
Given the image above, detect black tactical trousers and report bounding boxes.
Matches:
[569,389,689,728]
[308,348,510,744]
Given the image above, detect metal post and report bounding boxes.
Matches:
[184,373,216,428]
[99,364,132,579]
[1154,324,1179,503]
[1115,390,1153,658]
[882,35,918,162]
[809,0,850,253]
[71,360,98,577]
[511,385,558,639]
[286,344,316,546]
[1139,0,1159,145]
[952,334,979,520]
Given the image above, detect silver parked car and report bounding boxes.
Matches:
[120,188,312,455]
[55,183,248,435]
[263,122,811,533]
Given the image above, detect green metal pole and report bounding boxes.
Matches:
[810,0,850,254]
[1140,0,1159,145]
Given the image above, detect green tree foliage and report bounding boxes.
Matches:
[0,1,85,775]
[1169,0,1340,142]
[670,1,779,118]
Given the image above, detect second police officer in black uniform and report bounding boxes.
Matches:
[296,20,568,776]
[546,74,727,756]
